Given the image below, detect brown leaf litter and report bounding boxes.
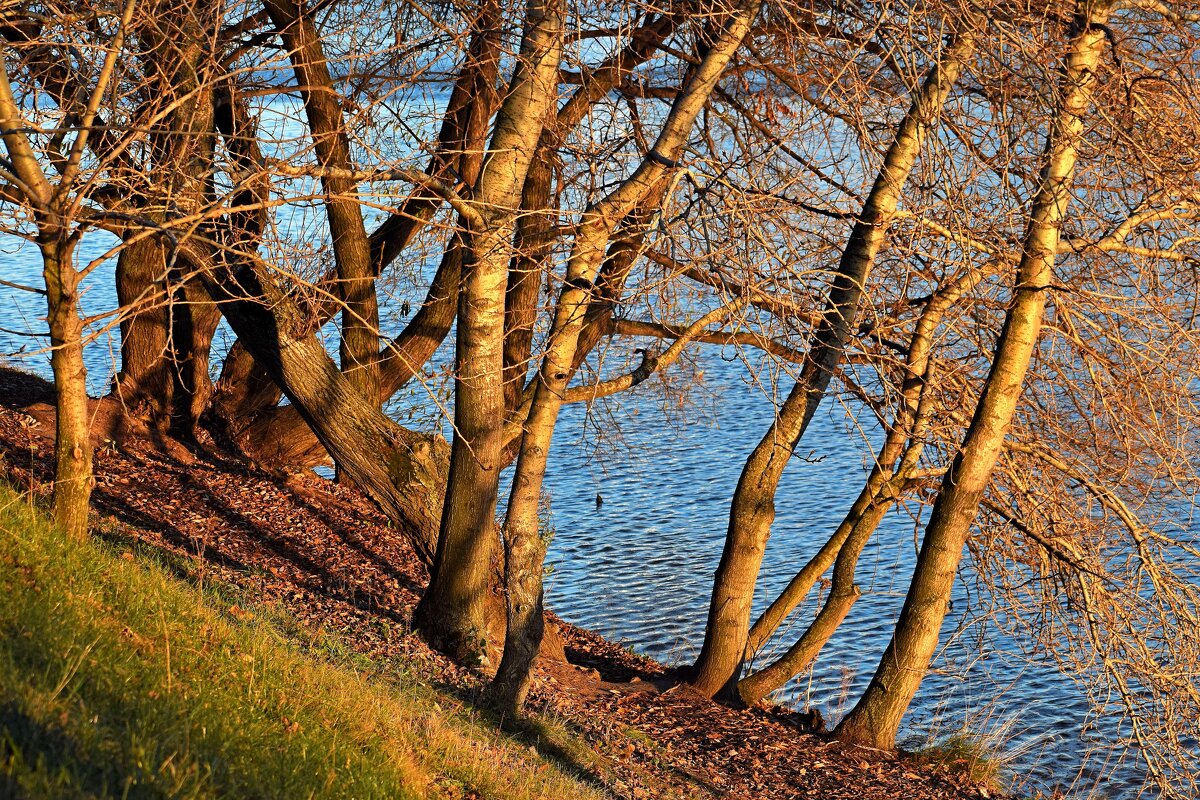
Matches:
[0,366,998,800]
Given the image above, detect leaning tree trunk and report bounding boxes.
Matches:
[487,0,762,713]
[41,231,91,541]
[737,257,994,701]
[736,368,937,705]
[199,246,448,565]
[211,2,503,469]
[210,0,502,459]
[689,24,977,699]
[232,240,464,468]
[835,1,1110,749]
[265,0,380,404]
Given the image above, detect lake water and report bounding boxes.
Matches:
[0,233,1152,799]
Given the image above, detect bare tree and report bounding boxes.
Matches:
[834,0,1112,749]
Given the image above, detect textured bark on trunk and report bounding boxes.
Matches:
[689,26,977,699]
[201,253,447,564]
[741,264,993,688]
[107,0,220,441]
[169,279,221,438]
[233,240,463,468]
[42,233,92,541]
[113,238,172,427]
[212,2,501,464]
[503,153,554,417]
[0,28,94,539]
[835,2,1109,749]
[487,0,762,713]
[413,0,566,665]
[737,381,934,704]
[265,0,380,404]
[113,241,221,441]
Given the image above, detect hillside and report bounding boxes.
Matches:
[0,480,610,800]
[0,367,999,800]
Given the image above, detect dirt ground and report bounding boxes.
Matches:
[0,365,998,800]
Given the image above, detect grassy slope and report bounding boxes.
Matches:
[0,485,605,800]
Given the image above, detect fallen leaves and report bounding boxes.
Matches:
[0,397,1001,800]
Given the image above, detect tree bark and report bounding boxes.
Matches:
[42,232,92,541]
[742,264,994,665]
[113,238,172,428]
[200,248,447,564]
[108,0,220,441]
[487,0,762,713]
[737,370,936,705]
[264,0,380,403]
[689,24,977,699]
[835,1,1110,749]
[413,0,566,665]
[233,238,463,468]
[503,153,555,417]
[211,1,502,465]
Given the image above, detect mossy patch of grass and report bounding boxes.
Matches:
[907,730,1009,794]
[0,485,604,800]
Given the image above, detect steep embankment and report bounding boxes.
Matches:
[0,366,1000,800]
[0,481,606,800]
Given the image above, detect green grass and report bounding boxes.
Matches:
[906,727,1017,795]
[0,485,607,800]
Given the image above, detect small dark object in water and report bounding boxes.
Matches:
[595,492,603,509]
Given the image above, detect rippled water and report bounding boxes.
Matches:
[0,235,1152,798]
[538,352,1147,799]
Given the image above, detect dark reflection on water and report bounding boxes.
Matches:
[0,243,1153,799]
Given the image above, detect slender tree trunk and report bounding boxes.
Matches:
[487,0,762,712]
[41,232,91,540]
[737,372,936,704]
[413,0,566,664]
[689,25,977,699]
[835,1,1110,748]
[265,0,380,403]
[503,152,554,417]
[742,265,994,667]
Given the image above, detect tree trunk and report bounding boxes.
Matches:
[113,238,172,429]
[503,152,554,417]
[742,265,993,682]
[210,0,502,448]
[738,465,926,706]
[835,1,1110,749]
[200,250,447,565]
[233,241,463,468]
[689,25,977,699]
[413,0,566,665]
[166,277,221,439]
[264,0,380,404]
[107,0,220,443]
[487,0,762,713]
[41,232,91,541]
